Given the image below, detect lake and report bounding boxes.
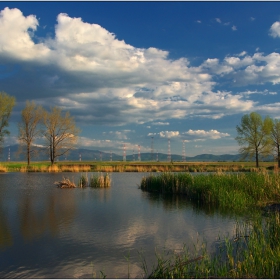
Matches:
[0,172,239,278]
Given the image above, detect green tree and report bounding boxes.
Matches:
[43,107,80,165]
[268,118,280,168]
[18,101,44,166]
[235,112,272,167]
[0,92,15,146]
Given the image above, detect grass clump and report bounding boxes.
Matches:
[140,172,280,212]
[78,173,111,188]
[147,213,280,278]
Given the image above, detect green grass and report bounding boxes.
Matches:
[140,172,280,213]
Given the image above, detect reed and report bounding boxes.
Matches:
[0,165,8,172]
[147,213,280,278]
[140,172,280,212]
[55,177,76,188]
[60,165,91,172]
[78,173,111,188]
[78,173,89,188]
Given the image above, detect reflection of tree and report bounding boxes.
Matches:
[0,204,13,248]
[19,190,76,241]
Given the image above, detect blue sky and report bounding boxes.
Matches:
[1,2,280,157]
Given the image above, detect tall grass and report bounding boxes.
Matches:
[18,164,91,172]
[78,173,111,188]
[146,213,280,278]
[140,172,280,212]
[0,165,8,172]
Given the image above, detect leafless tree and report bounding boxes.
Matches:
[18,101,43,165]
[43,107,80,165]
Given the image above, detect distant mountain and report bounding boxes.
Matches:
[0,144,249,162]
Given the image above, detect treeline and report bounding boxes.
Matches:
[1,91,280,168]
[236,112,280,167]
[0,91,79,165]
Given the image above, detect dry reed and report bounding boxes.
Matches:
[54,177,76,188]
[0,165,8,172]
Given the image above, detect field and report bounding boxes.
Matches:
[0,160,277,172]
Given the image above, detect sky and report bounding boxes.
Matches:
[1,1,280,157]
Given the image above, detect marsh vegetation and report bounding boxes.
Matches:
[55,173,111,188]
[140,171,280,278]
[146,213,280,278]
[140,172,280,212]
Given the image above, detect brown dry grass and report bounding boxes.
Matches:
[0,165,8,172]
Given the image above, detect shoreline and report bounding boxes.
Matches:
[0,161,278,173]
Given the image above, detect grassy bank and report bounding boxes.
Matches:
[140,172,280,212]
[146,213,280,278]
[140,172,280,278]
[0,160,277,172]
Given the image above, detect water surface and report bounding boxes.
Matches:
[0,172,238,278]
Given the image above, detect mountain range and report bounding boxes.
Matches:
[0,144,247,162]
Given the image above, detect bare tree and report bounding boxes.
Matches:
[0,92,16,146]
[43,107,80,165]
[236,112,272,167]
[18,101,43,165]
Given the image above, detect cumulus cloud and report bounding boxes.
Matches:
[0,7,277,128]
[159,131,180,138]
[269,21,280,38]
[201,52,280,88]
[183,129,230,141]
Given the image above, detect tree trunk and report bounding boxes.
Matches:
[256,148,259,168]
[278,145,280,168]
[27,144,30,166]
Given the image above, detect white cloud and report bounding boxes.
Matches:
[232,25,237,31]
[0,7,275,127]
[239,89,277,96]
[269,21,280,38]
[201,58,233,75]
[238,51,247,57]
[78,136,150,153]
[0,7,49,60]
[151,122,169,126]
[159,131,180,138]
[215,18,222,23]
[183,129,230,140]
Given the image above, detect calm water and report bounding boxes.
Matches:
[0,172,239,278]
